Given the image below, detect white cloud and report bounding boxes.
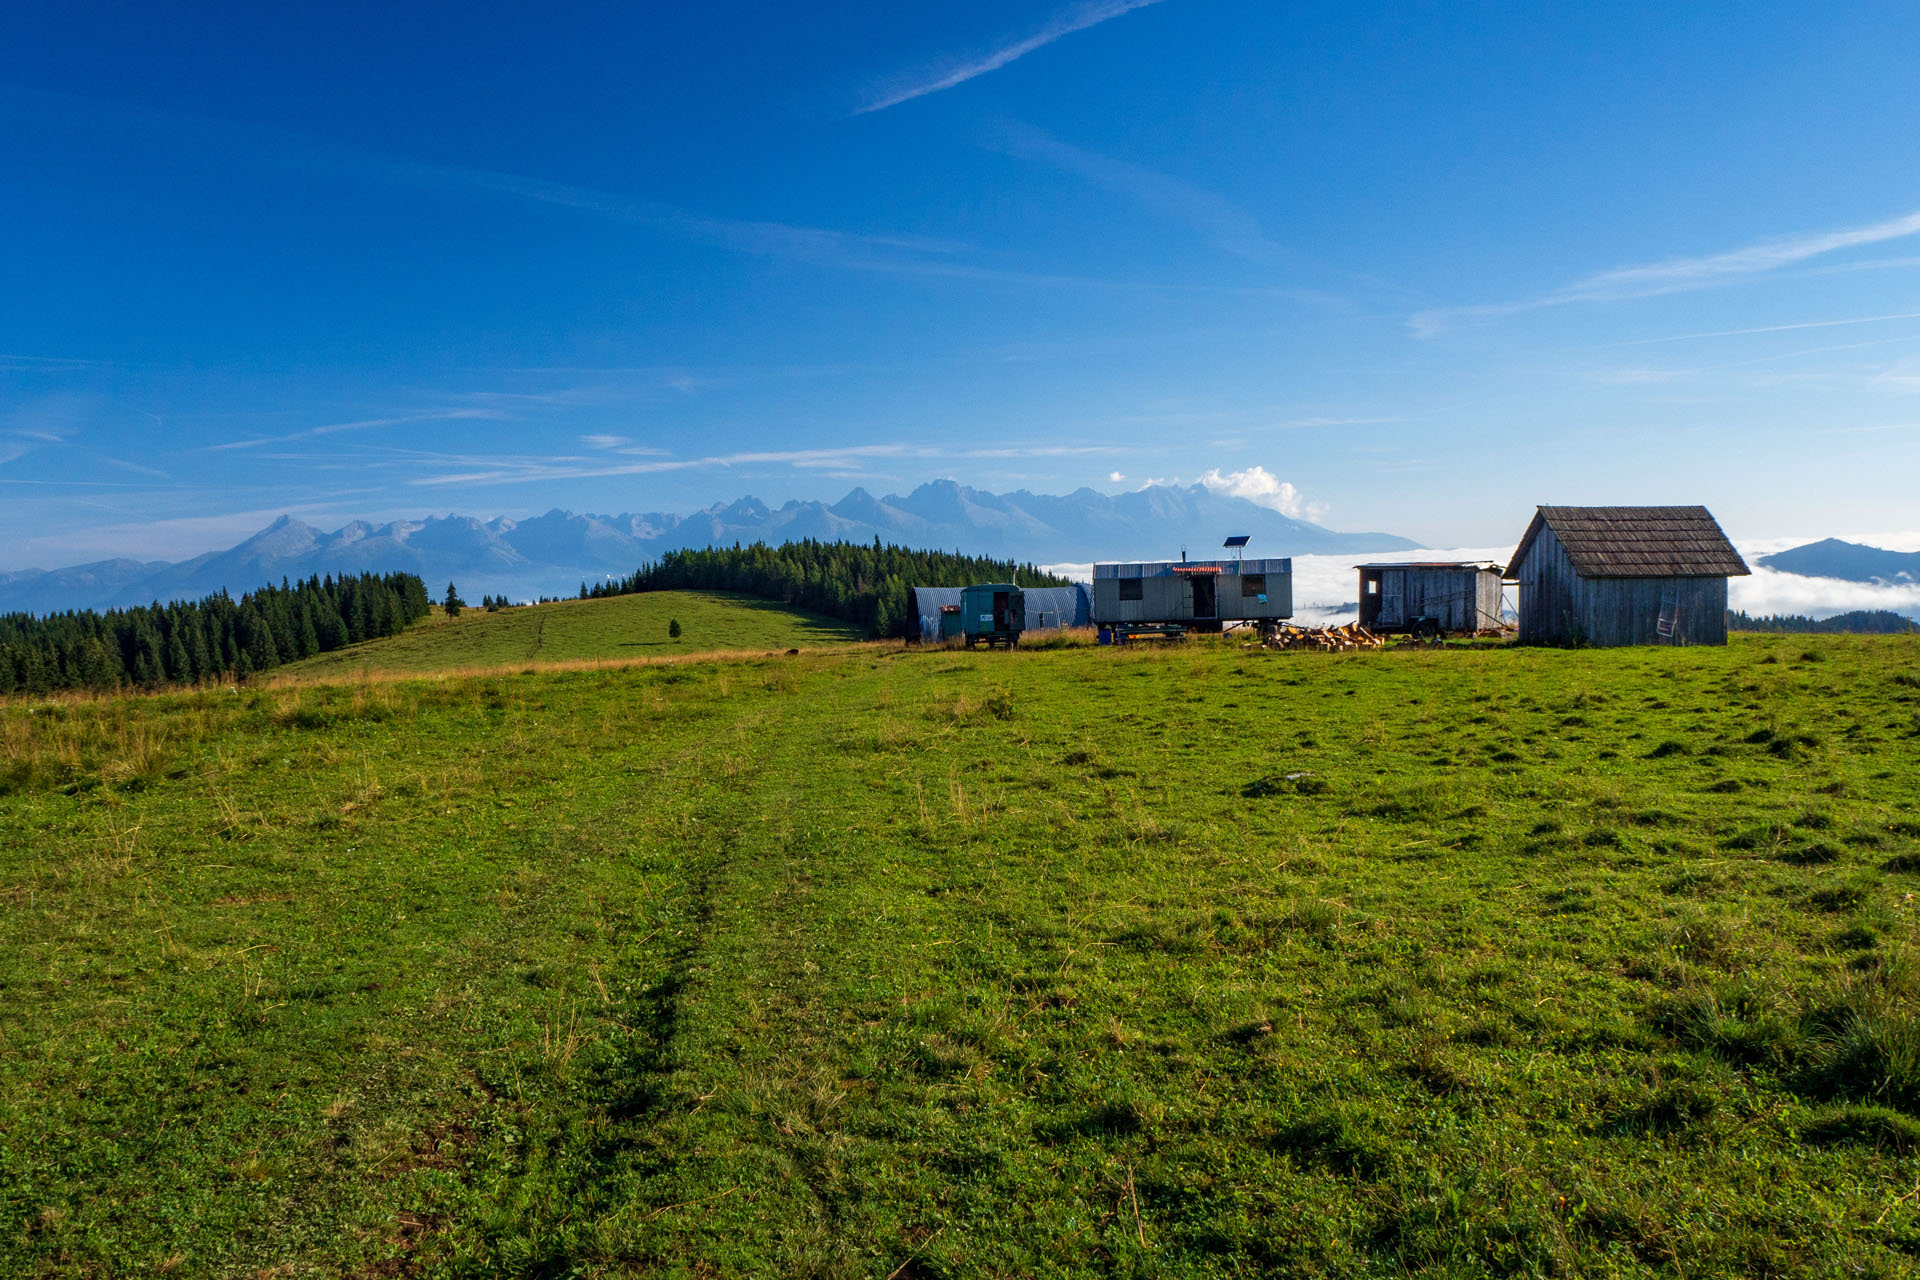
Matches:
[1196,465,1325,522]
[856,0,1167,115]
[1414,207,1920,337]
[1730,566,1920,620]
[1109,470,1126,483]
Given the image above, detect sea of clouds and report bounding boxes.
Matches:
[1043,530,1920,627]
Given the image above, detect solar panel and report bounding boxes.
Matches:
[1222,534,1251,548]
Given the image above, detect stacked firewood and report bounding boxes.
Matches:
[1249,622,1387,651]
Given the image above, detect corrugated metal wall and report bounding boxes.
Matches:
[1089,560,1293,625]
[909,584,1091,642]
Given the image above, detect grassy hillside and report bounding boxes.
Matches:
[4,635,1920,1276]
[277,589,865,678]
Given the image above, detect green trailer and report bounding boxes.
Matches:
[961,583,1025,649]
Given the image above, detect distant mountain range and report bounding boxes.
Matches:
[0,480,1418,615]
[1758,538,1920,584]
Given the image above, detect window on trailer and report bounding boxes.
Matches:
[1118,578,1142,601]
[1242,574,1266,598]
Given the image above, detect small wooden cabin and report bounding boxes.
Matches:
[1506,506,1749,647]
[1356,562,1503,633]
[1092,558,1293,631]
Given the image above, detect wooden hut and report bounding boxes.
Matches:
[1506,506,1749,646]
[1091,558,1293,632]
[1356,562,1504,634]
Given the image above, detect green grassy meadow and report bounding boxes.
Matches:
[4,629,1920,1277]
[277,590,865,679]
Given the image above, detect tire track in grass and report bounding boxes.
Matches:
[470,697,789,1273]
[496,664,904,1274]
[605,660,951,1275]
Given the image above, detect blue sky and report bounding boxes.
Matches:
[4,1,1919,567]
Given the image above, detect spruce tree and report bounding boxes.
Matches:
[165,631,192,683]
[82,638,121,689]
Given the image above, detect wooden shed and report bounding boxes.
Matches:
[1506,506,1750,647]
[1356,562,1504,633]
[1091,558,1292,631]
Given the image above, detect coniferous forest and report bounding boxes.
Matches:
[1726,608,1917,634]
[580,540,1071,637]
[0,572,430,695]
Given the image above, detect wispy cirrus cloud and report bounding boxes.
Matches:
[207,408,509,452]
[0,353,98,371]
[856,0,1168,116]
[357,152,972,267]
[1872,357,1920,393]
[990,121,1281,262]
[1413,207,1920,337]
[1,396,90,467]
[404,442,1125,488]
[1602,310,1920,347]
[1273,414,1402,429]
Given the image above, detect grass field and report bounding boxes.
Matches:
[4,630,1920,1277]
[278,590,865,679]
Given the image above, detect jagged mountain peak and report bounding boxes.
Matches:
[1,481,1419,614]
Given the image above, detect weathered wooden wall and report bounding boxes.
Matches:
[1515,526,1730,645]
[1361,567,1502,631]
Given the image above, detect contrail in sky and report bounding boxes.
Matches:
[856,0,1167,115]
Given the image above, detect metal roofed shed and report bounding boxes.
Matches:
[908,584,1090,644]
[1092,558,1292,633]
[1505,505,1751,647]
[1357,562,1504,635]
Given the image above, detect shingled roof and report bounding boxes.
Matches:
[1505,506,1750,579]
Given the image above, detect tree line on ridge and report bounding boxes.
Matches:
[0,572,431,695]
[579,539,1069,638]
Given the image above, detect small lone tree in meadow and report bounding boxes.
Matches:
[668,618,682,641]
[444,582,464,618]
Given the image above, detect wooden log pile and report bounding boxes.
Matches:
[1250,621,1386,651]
